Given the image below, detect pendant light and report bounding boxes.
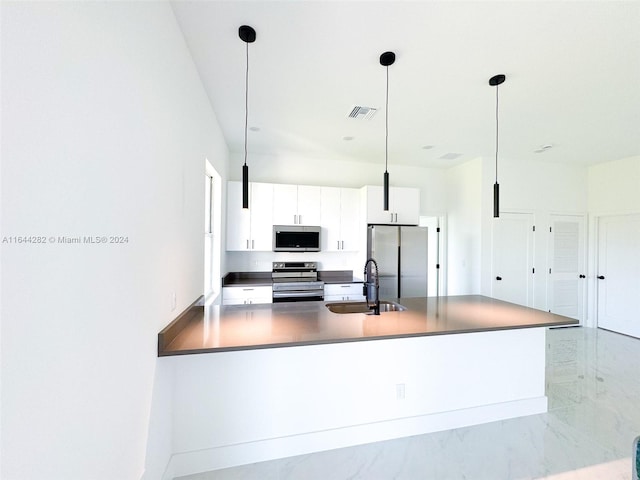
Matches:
[380,51,395,211]
[239,25,256,209]
[489,74,505,218]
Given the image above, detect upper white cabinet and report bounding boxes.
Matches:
[363,185,419,225]
[320,187,361,251]
[227,181,273,251]
[272,184,321,226]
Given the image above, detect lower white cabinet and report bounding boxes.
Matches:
[222,286,273,305]
[324,283,365,302]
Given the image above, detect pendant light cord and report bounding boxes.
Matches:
[244,41,249,168]
[385,65,389,174]
[495,84,499,183]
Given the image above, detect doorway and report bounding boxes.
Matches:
[204,161,222,302]
[597,213,640,338]
[491,212,535,306]
[547,214,587,322]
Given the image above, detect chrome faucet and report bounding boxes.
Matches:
[363,258,380,315]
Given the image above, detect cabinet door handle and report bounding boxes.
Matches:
[243,288,254,291]
[246,239,249,249]
[341,240,344,249]
[579,274,586,279]
[394,213,398,222]
[252,239,255,249]
[598,275,605,280]
[299,214,302,224]
[496,276,502,281]
[390,213,394,222]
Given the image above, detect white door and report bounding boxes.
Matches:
[547,215,586,321]
[597,214,640,338]
[492,212,535,306]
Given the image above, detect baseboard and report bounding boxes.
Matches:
[164,396,547,479]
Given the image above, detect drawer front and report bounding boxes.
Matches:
[324,283,363,296]
[223,286,273,301]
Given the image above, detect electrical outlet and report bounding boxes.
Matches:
[396,383,405,400]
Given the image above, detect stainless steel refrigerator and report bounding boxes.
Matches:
[366,225,428,298]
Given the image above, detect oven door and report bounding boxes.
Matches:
[272,282,324,302]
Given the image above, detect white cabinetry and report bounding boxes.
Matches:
[273,184,321,226]
[226,181,273,251]
[222,286,273,305]
[324,283,365,302]
[320,187,361,251]
[363,185,419,225]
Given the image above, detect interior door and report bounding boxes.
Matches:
[548,214,586,321]
[597,214,640,338]
[492,212,535,306]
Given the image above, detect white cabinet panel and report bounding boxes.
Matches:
[363,185,419,225]
[226,181,273,251]
[320,187,361,251]
[273,184,321,226]
[226,181,251,251]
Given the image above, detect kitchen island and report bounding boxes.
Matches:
[159,295,576,355]
[160,296,577,478]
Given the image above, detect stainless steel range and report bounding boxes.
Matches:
[271,261,324,302]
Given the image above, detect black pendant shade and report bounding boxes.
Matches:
[240,25,256,209]
[380,51,395,212]
[242,164,249,209]
[489,74,505,218]
[383,171,390,211]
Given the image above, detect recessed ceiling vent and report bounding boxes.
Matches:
[348,106,378,120]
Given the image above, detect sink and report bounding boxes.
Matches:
[325,301,407,314]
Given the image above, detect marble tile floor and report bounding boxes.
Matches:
[178,327,640,480]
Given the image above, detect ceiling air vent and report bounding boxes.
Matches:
[348,106,377,120]
[439,153,463,160]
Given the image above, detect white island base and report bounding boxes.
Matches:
[164,326,547,479]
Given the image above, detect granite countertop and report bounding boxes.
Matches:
[222,270,363,286]
[158,295,578,356]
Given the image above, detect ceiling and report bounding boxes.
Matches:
[171,1,640,169]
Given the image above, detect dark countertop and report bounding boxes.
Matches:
[158,295,578,356]
[222,270,363,286]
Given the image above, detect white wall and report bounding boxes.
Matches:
[0,3,228,479]
[588,155,640,214]
[586,155,640,326]
[446,158,483,295]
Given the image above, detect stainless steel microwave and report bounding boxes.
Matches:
[273,225,321,252]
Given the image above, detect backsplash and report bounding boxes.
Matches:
[225,250,365,274]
